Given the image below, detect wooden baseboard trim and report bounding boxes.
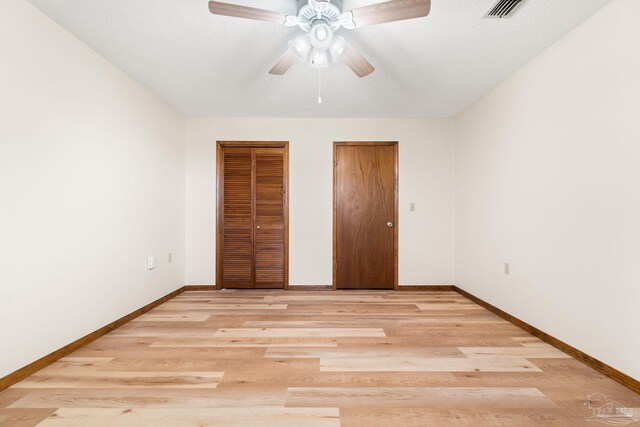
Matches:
[453,286,640,395]
[397,285,456,292]
[185,285,217,291]
[288,285,333,291]
[0,286,186,392]
[185,285,456,292]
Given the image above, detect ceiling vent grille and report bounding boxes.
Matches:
[485,0,525,18]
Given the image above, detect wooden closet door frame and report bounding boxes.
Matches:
[216,141,289,290]
[332,141,399,290]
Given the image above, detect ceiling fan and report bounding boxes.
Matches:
[208,0,432,78]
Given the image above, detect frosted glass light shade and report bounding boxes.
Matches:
[309,48,329,68]
[289,35,311,62]
[310,23,333,50]
[329,36,349,62]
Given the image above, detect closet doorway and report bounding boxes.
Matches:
[216,141,289,289]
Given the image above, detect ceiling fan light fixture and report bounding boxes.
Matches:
[317,27,328,41]
[309,48,329,68]
[329,36,349,62]
[289,34,312,61]
[310,23,333,50]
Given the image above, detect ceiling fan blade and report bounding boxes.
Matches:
[348,0,431,28]
[344,46,375,78]
[209,1,287,24]
[269,49,298,76]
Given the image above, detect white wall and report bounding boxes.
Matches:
[454,0,640,380]
[186,118,454,286]
[0,0,185,377]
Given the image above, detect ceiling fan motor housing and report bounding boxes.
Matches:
[297,3,343,32]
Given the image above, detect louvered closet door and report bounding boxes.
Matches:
[254,148,286,289]
[218,144,288,289]
[221,148,254,288]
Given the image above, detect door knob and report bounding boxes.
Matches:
[256,225,261,229]
[387,222,394,228]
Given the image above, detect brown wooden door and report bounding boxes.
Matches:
[220,147,253,288]
[217,142,288,289]
[254,148,286,288]
[334,142,398,290]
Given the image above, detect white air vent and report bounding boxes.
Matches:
[485,0,525,18]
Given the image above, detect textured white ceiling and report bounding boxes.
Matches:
[28,0,610,117]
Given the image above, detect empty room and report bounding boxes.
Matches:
[1,0,639,425]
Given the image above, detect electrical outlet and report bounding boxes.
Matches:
[168,253,173,263]
[410,202,416,212]
[504,262,510,275]
[147,257,157,270]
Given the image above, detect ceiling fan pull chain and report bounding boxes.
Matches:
[318,68,322,104]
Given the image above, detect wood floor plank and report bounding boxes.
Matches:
[243,318,506,328]
[99,358,317,373]
[150,337,339,347]
[229,371,461,388]
[133,314,211,322]
[48,357,115,369]
[9,387,286,409]
[339,407,590,427]
[38,407,341,427]
[321,357,542,372]
[0,408,57,427]
[12,371,223,389]
[265,346,465,359]
[416,303,486,311]
[334,336,528,347]
[71,344,267,359]
[214,328,387,338]
[459,346,571,359]
[511,336,552,347]
[286,387,557,408]
[155,304,288,310]
[0,389,31,408]
[300,373,462,388]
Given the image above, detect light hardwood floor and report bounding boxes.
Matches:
[1,290,639,426]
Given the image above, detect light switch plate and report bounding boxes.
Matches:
[504,262,510,275]
[147,257,157,270]
[410,202,416,212]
